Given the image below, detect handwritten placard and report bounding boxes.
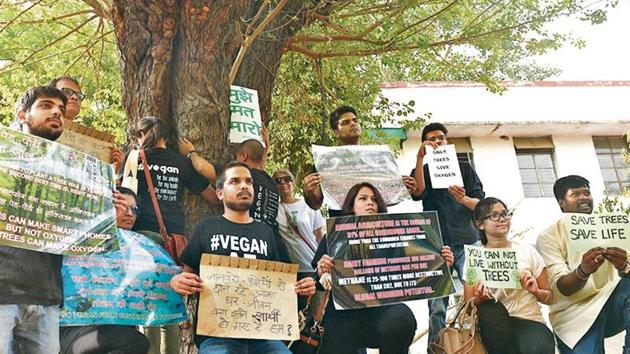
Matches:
[312,144,410,210]
[327,212,454,309]
[464,245,521,289]
[426,145,463,189]
[0,126,117,255]
[564,213,630,252]
[229,85,264,147]
[57,119,115,163]
[197,254,299,341]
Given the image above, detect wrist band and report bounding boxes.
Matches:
[575,265,589,281]
[186,150,196,159]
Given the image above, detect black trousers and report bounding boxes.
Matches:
[317,303,416,354]
[60,325,149,354]
[477,300,555,354]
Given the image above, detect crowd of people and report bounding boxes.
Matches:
[0,79,628,354]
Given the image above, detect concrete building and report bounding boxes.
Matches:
[384,80,630,242]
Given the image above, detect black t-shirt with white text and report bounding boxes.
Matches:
[180,216,280,273]
[249,168,280,227]
[180,216,282,347]
[122,148,209,234]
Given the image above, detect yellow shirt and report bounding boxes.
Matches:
[536,218,621,349]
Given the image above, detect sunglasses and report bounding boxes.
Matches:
[127,205,139,216]
[274,176,293,185]
[60,87,86,101]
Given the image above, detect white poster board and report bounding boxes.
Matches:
[564,213,630,253]
[464,245,521,289]
[426,145,463,189]
[229,85,264,147]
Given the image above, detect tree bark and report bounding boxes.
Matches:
[110,1,325,353]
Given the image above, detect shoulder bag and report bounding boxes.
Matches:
[139,149,187,267]
[430,298,487,354]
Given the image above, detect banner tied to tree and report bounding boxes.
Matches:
[564,213,630,253]
[464,245,521,289]
[0,126,117,255]
[312,144,410,210]
[229,85,264,147]
[326,212,455,310]
[61,229,187,326]
[197,254,299,341]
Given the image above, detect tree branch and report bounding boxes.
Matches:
[0,0,44,34]
[229,0,288,84]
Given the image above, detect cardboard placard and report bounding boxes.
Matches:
[326,212,455,309]
[57,119,115,163]
[197,254,299,340]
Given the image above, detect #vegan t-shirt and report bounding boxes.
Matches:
[123,147,209,235]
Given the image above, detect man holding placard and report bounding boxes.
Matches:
[303,105,416,215]
[0,86,69,353]
[410,122,485,349]
[536,175,630,354]
[169,161,315,354]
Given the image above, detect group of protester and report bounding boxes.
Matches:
[0,79,628,354]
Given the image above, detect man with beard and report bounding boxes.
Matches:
[169,161,316,354]
[537,175,629,354]
[0,86,67,352]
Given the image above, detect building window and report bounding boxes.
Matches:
[516,149,557,198]
[450,138,474,167]
[593,136,629,195]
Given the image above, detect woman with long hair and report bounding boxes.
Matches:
[125,116,217,354]
[313,182,454,354]
[464,197,555,354]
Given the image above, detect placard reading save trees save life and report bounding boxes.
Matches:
[564,213,630,253]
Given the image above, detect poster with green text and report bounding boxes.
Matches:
[0,126,117,255]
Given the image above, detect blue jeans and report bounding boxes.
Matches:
[199,338,290,354]
[557,277,630,354]
[427,244,467,351]
[0,304,60,354]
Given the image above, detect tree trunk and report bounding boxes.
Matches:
[110,1,324,353]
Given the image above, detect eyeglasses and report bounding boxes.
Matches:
[127,205,139,216]
[426,135,447,142]
[274,176,293,185]
[484,211,512,222]
[60,87,85,101]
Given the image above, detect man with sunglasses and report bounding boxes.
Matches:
[536,175,629,354]
[410,122,485,352]
[59,187,150,354]
[48,76,124,172]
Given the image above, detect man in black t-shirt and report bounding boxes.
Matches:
[410,122,485,352]
[170,161,315,353]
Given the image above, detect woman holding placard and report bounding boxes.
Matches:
[313,182,454,354]
[464,197,555,354]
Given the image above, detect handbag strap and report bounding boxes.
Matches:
[314,289,330,322]
[281,203,317,253]
[431,298,479,354]
[139,149,170,244]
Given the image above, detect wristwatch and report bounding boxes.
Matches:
[186,150,196,159]
[619,261,630,277]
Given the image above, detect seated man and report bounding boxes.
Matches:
[536,175,629,354]
[169,161,316,353]
[60,187,149,354]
